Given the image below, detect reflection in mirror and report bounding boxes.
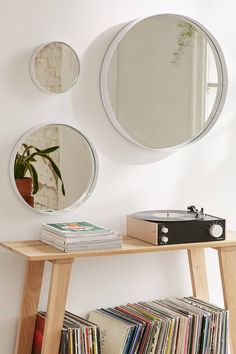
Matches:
[11,124,98,214]
[101,14,227,150]
[30,41,80,93]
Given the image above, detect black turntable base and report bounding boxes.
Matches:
[127,206,225,246]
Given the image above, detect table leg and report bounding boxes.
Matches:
[41,258,74,354]
[218,247,236,354]
[187,248,209,301]
[15,260,45,354]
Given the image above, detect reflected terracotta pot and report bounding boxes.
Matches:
[15,177,34,208]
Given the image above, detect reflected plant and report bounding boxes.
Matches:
[171,21,197,64]
[14,144,65,195]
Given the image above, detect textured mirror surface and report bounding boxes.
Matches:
[31,42,80,93]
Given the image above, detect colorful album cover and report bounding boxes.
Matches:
[32,313,45,354]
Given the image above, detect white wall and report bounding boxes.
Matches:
[0,0,235,353]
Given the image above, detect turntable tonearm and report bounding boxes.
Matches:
[127,206,225,245]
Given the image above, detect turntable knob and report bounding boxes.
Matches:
[161,226,169,234]
[209,224,223,238]
[161,236,169,244]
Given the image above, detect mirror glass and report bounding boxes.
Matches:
[31,41,80,93]
[101,14,227,150]
[11,124,98,214]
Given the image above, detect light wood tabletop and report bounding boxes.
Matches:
[1,231,236,261]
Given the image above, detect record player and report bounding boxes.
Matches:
[127,206,225,245]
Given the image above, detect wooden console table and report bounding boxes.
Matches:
[1,231,236,354]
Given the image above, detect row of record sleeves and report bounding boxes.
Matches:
[32,296,228,354]
[88,297,228,354]
[32,310,101,354]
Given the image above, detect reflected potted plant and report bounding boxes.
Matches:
[171,21,196,64]
[14,144,65,207]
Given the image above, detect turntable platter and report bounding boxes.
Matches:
[132,210,199,222]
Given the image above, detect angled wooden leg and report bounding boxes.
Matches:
[15,260,45,354]
[187,248,209,301]
[41,258,74,354]
[218,247,236,354]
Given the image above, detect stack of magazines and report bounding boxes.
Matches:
[89,297,228,354]
[32,310,101,354]
[39,221,122,252]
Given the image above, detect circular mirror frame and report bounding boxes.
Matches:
[100,13,228,151]
[10,123,98,214]
[30,41,80,94]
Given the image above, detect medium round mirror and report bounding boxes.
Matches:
[10,124,98,214]
[101,14,227,150]
[30,41,80,93]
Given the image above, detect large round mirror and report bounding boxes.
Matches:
[30,41,80,93]
[10,124,98,214]
[101,14,227,150]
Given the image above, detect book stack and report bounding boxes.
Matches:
[39,221,123,252]
[32,311,101,354]
[88,297,228,354]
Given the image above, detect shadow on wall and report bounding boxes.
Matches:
[71,23,174,165]
[0,250,24,353]
[3,46,49,103]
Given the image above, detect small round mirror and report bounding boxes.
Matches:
[30,41,80,93]
[10,124,98,214]
[101,14,227,150]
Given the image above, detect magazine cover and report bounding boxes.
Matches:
[43,221,110,235]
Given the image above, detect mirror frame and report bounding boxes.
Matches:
[10,123,98,214]
[100,13,228,151]
[30,41,80,94]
